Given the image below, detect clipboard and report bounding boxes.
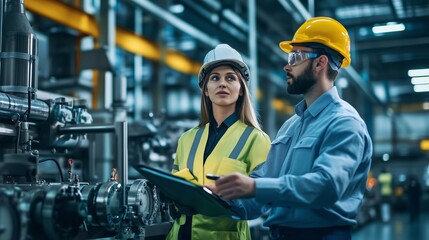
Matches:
[134,165,241,219]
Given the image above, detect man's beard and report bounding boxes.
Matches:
[287,62,317,95]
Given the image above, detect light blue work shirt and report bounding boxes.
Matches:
[233,86,373,228]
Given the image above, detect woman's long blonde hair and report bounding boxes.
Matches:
[198,67,262,131]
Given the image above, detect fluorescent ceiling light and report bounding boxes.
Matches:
[169,4,184,14]
[414,84,429,92]
[408,68,429,77]
[336,77,349,88]
[336,4,390,19]
[411,77,429,85]
[372,22,405,34]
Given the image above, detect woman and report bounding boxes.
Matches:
[166,44,271,239]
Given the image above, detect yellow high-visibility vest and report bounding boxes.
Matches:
[167,121,271,240]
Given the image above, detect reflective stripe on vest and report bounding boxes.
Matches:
[187,127,205,171]
[229,126,253,159]
[186,126,253,171]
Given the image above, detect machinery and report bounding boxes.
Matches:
[0,1,172,239]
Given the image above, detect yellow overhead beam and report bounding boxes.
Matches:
[164,50,202,75]
[271,98,294,115]
[421,139,429,151]
[396,103,429,112]
[115,28,160,61]
[25,0,201,75]
[25,0,98,37]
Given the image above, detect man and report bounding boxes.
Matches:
[210,17,373,240]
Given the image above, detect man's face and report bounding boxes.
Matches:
[286,56,317,95]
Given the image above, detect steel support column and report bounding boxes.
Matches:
[248,0,258,109]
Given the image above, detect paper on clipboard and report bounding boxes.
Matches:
[134,165,241,219]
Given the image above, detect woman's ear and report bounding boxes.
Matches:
[240,82,245,96]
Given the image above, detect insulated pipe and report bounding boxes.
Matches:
[0,0,38,95]
[0,92,49,121]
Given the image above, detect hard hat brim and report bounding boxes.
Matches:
[198,60,249,88]
[279,41,294,53]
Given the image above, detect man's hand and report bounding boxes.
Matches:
[206,172,256,200]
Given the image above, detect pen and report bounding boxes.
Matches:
[206,173,221,180]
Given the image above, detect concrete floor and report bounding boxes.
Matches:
[248,211,429,240]
[352,211,429,240]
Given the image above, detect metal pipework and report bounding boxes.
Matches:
[0,0,38,95]
[115,121,128,206]
[58,121,128,205]
[0,0,3,53]
[58,124,115,134]
[0,92,49,121]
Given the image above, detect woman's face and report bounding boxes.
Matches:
[204,65,243,110]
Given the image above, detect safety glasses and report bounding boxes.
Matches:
[288,50,320,66]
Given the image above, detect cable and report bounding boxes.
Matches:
[22,87,33,121]
[39,159,64,182]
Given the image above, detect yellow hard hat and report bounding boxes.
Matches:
[279,17,351,68]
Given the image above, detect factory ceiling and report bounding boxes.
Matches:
[121,0,429,109]
[24,0,429,110]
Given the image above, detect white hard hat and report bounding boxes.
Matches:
[198,44,249,88]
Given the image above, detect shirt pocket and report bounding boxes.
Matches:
[290,136,317,174]
[269,135,292,167]
[294,136,316,149]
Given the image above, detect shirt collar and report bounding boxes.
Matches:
[209,112,239,128]
[295,86,339,118]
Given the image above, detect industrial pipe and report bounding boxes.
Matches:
[0,92,49,121]
[58,124,115,134]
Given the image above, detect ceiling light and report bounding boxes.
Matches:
[179,40,196,51]
[413,84,429,92]
[336,4,390,19]
[169,4,184,14]
[382,153,390,161]
[411,76,429,85]
[372,22,405,34]
[336,77,349,88]
[408,68,429,77]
